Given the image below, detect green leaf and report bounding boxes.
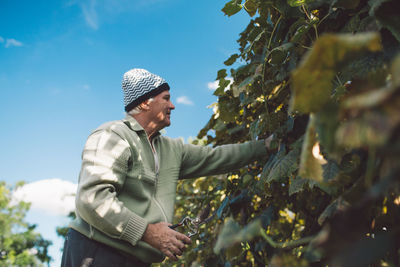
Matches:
[222,0,243,17]
[289,176,308,196]
[214,78,232,96]
[290,24,312,43]
[216,69,228,80]
[268,43,294,65]
[224,54,240,66]
[218,97,238,122]
[214,218,262,254]
[289,33,382,114]
[243,0,257,17]
[287,0,314,7]
[267,148,300,182]
[261,145,287,181]
[370,0,400,42]
[233,75,254,97]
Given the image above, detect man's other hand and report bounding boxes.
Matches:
[142,222,192,261]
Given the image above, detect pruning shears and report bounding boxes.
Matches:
[169,204,214,238]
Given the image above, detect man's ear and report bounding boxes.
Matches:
[139,100,151,111]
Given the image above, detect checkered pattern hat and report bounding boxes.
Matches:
[122,68,170,112]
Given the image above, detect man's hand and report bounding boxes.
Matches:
[142,222,192,261]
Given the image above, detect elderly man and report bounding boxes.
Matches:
[61,68,272,266]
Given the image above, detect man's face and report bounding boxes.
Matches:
[147,90,175,129]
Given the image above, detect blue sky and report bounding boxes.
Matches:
[1,0,249,265]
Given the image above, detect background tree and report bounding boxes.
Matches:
[162,0,400,266]
[0,181,52,267]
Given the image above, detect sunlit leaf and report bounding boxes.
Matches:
[287,0,314,7]
[290,33,382,113]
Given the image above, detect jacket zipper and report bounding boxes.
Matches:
[148,137,168,222]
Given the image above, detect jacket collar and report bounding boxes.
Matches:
[123,114,161,139]
[123,114,144,132]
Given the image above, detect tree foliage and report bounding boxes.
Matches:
[163,0,400,266]
[0,181,52,267]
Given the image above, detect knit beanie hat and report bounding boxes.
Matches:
[122,68,170,112]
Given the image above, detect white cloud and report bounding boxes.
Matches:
[176,96,194,106]
[82,84,91,90]
[81,0,99,30]
[207,77,234,90]
[4,38,23,48]
[12,178,77,216]
[0,36,4,43]
[207,80,219,90]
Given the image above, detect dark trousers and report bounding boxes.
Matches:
[61,228,150,267]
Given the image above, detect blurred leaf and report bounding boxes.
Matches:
[322,160,340,182]
[299,115,325,182]
[330,232,395,267]
[391,54,400,86]
[314,102,339,153]
[370,0,400,42]
[214,218,262,254]
[270,253,309,267]
[318,197,349,225]
[341,85,395,109]
[336,111,396,148]
[332,0,360,9]
[222,0,243,17]
[290,33,382,113]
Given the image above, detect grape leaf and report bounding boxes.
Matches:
[290,33,382,113]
